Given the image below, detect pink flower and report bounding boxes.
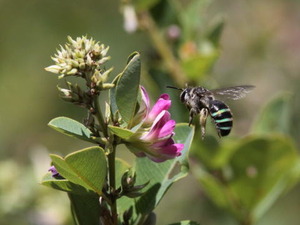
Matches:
[127,87,184,162]
[144,93,171,124]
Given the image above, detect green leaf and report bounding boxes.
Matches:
[181,43,219,81]
[48,117,95,143]
[116,52,141,126]
[41,173,93,195]
[194,135,300,223]
[68,193,102,225]
[109,74,121,115]
[252,92,291,135]
[50,146,107,195]
[108,125,135,140]
[134,123,194,215]
[168,221,201,225]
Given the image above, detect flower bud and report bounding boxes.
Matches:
[45,65,61,74]
[48,165,59,177]
[101,83,115,90]
[105,102,112,124]
[48,165,64,179]
[123,207,133,225]
[100,67,113,83]
[45,36,112,80]
[57,86,72,98]
[120,171,149,198]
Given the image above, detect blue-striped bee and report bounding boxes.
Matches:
[167,85,255,139]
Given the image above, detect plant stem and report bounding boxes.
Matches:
[139,11,187,87]
[108,143,118,224]
[93,92,117,223]
[93,94,108,137]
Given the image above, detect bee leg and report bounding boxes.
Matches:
[188,108,197,126]
[199,108,208,139]
[217,130,222,138]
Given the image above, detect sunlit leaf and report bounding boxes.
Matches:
[116,52,141,125]
[50,146,107,195]
[41,173,93,195]
[48,117,95,143]
[108,125,135,140]
[109,74,121,115]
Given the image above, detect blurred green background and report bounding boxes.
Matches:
[0,0,300,224]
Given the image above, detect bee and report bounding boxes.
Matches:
[167,85,255,139]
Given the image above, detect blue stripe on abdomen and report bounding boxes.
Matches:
[215,118,233,123]
[209,100,233,137]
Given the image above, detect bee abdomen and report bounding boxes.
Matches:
[209,100,233,137]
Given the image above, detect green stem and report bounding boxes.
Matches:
[93,95,108,137]
[108,143,118,224]
[92,92,117,223]
[139,11,187,87]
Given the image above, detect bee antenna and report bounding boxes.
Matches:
[166,85,183,91]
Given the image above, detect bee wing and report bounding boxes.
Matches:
[211,85,255,100]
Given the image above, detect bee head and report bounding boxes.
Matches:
[180,88,190,103]
[166,85,189,103]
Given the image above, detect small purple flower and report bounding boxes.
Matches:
[48,165,60,178]
[127,87,184,162]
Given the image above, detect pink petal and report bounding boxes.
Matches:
[158,120,175,139]
[146,143,184,162]
[152,110,171,129]
[159,93,170,100]
[146,94,171,123]
[146,141,184,162]
[157,143,184,157]
[141,111,171,141]
[152,138,174,148]
[140,86,150,112]
[173,143,184,153]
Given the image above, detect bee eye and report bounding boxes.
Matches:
[180,90,187,102]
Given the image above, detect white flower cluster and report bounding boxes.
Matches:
[45,36,110,79]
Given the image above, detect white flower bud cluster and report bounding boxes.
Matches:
[45,36,111,79]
